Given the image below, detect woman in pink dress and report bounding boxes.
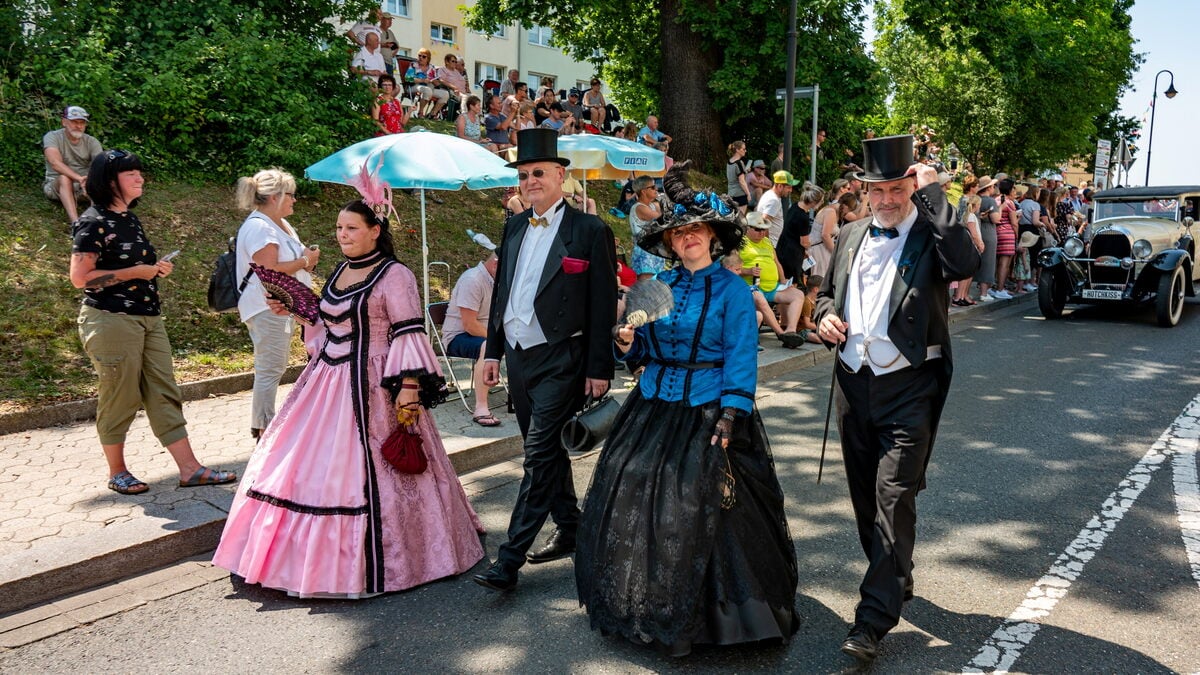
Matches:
[214,200,485,598]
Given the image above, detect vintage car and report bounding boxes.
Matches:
[1037,185,1200,327]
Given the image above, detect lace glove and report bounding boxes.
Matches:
[711,407,739,510]
[710,407,738,449]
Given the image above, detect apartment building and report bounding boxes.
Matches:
[369,0,599,96]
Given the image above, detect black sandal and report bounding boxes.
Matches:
[107,471,149,495]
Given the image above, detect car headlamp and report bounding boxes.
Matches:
[1132,239,1153,259]
[1063,236,1085,257]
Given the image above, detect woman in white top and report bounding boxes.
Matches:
[234,168,319,439]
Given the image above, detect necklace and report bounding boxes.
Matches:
[346,249,384,269]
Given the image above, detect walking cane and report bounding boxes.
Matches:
[817,362,836,484]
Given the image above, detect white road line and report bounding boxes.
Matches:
[963,394,1200,674]
[1171,427,1200,592]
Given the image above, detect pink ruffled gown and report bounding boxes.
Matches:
[213,257,485,598]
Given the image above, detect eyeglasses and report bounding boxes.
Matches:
[517,169,550,181]
[105,149,128,161]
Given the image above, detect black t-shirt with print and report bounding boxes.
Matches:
[71,206,161,316]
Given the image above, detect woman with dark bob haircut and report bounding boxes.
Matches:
[69,149,237,495]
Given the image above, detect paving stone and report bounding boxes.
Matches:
[0,603,60,633]
[0,615,77,648]
[130,573,209,603]
[64,595,146,624]
[9,526,62,544]
[51,582,128,612]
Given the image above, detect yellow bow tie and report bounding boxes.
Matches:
[529,216,548,228]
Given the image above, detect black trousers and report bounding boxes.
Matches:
[496,337,586,570]
[834,358,947,636]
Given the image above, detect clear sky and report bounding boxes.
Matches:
[1118,1,1199,186]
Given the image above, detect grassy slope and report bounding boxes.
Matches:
[0,130,674,412]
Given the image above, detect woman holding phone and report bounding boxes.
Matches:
[70,149,236,495]
[235,168,319,440]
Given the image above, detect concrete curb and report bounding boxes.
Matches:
[0,365,305,437]
[0,293,1033,615]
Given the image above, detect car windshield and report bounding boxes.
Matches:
[1094,198,1179,221]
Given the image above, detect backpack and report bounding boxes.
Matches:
[207,236,252,312]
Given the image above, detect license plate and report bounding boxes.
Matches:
[1082,289,1123,300]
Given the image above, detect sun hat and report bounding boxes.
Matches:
[636,161,744,259]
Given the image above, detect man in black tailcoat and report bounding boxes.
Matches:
[474,128,617,592]
[814,134,980,662]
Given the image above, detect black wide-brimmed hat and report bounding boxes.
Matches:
[637,161,744,260]
[506,128,571,168]
[855,134,915,182]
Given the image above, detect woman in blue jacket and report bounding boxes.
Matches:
[575,162,799,656]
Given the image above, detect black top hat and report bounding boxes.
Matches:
[506,128,570,168]
[855,134,915,182]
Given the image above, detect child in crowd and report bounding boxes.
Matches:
[721,252,798,349]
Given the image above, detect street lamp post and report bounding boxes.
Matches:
[1144,69,1178,185]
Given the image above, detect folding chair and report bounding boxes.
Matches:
[426,301,476,412]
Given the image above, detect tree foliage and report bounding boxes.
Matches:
[875,0,1141,175]
[464,0,885,177]
[0,0,380,181]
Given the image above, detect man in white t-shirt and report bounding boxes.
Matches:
[757,170,797,246]
[443,253,500,425]
[43,105,103,224]
[345,10,381,47]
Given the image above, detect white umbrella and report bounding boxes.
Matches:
[305,130,519,311]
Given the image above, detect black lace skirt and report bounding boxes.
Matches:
[575,390,799,656]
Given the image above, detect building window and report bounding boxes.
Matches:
[431,23,456,45]
[471,25,507,39]
[576,80,590,93]
[383,0,410,18]
[476,63,506,84]
[528,25,553,47]
[396,48,411,59]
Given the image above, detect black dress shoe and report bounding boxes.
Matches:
[526,529,576,564]
[840,624,880,663]
[472,561,517,592]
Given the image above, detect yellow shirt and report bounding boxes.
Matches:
[738,237,779,292]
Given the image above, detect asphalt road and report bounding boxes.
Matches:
[4,298,1200,673]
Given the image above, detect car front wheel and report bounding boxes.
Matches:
[1156,266,1185,327]
[1038,271,1067,319]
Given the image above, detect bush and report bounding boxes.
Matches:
[0,0,379,182]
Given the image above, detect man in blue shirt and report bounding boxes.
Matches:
[637,115,672,147]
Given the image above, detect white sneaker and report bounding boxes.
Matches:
[1026,283,1038,291]
[979,294,996,302]
[994,290,1014,299]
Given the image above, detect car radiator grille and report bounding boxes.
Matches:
[1089,234,1131,286]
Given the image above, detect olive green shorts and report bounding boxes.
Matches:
[77,305,188,446]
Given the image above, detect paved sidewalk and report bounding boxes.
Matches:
[0,291,1032,620]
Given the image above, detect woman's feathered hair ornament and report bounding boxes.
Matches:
[347,153,399,226]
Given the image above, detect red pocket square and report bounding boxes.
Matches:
[562,256,590,274]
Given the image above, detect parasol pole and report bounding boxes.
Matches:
[420,188,430,322]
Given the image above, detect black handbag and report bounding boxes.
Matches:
[560,393,620,453]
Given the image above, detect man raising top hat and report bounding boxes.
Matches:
[475,128,618,592]
[813,134,980,664]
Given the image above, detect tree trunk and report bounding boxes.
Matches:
[658,0,725,171]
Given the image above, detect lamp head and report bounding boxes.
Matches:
[1165,83,1179,99]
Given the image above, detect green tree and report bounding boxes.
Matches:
[464,0,884,174]
[875,0,1140,175]
[0,0,379,180]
